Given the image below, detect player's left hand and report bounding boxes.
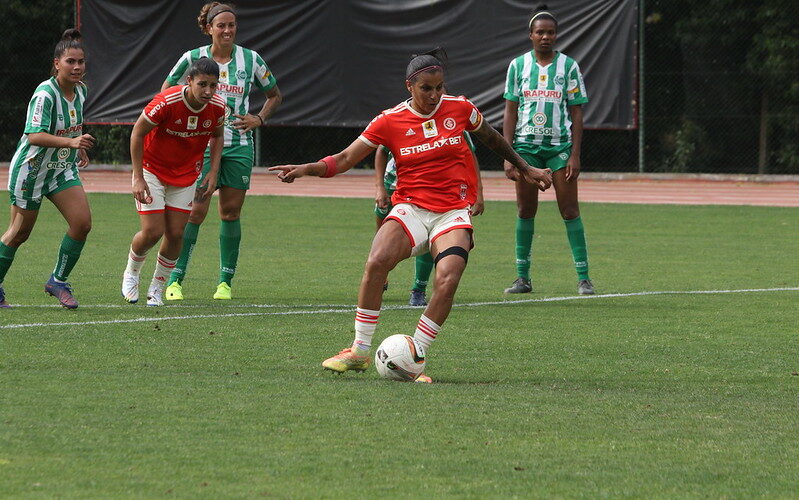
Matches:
[232,114,262,132]
[565,155,581,182]
[471,195,485,216]
[197,174,217,199]
[268,164,307,183]
[77,149,89,168]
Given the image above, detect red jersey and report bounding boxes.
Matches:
[141,86,226,187]
[360,95,483,213]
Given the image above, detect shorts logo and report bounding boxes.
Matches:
[236,69,247,80]
[454,216,465,223]
[397,208,406,215]
[554,75,565,85]
[533,112,547,126]
[57,148,70,160]
[559,152,569,160]
[422,119,438,138]
[241,175,249,184]
[203,119,211,128]
[443,117,456,130]
[187,116,198,130]
[405,128,415,136]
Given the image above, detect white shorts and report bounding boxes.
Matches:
[385,203,473,257]
[136,169,195,214]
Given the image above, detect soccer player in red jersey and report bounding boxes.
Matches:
[270,48,553,382]
[121,57,226,306]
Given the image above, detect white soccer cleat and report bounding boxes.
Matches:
[146,282,164,307]
[122,272,140,303]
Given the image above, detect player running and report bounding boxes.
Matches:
[0,29,95,309]
[502,5,594,295]
[374,132,483,307]
[121,57,226,306]
[270,48,552,382]
[163,2,282,302]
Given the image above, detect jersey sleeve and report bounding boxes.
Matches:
[252,51,277,91]
[358,113,388,149]
[142,93,168,126]
[503,59,520,102]
[165,51,193,86]
[459,97,484,132]
[24,91,54,134]
[566,61,589,106]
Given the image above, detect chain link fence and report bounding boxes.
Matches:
[2,1,797,175]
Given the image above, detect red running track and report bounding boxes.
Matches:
[2,169,797,207]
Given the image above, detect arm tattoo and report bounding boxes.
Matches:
[472,122,529,172]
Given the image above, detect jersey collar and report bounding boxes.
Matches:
[403,97,444,119]
[181,86,208,113]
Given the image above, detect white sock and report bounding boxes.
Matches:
[125,248,147,276]
[353,307,380,353]
[151,254,176,289]
[413,314,441,350]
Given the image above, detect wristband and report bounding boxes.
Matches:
[254,114,264,126]
[320,155,338,178]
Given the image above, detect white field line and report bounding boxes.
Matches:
[2,287,797,330]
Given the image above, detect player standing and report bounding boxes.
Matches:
[270,49,551,382]
[162,2,282,301]
[121,58,226,306]
[502,5,594,295]
[0,29,95,309]
[374,132,483,307]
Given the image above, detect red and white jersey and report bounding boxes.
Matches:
[359,95,484,213]
[141,85,226,187]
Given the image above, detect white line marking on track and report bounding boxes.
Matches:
[2,286,797,330]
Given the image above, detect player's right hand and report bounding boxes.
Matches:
[132,176,153,204]
[503,160,519,181]
[525,167,552,191]
[70,134,96,150]
[268,164,307,183]
[375,188,390,210]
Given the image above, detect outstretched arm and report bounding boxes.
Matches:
[471,121,552,191]
[268,138,376,183]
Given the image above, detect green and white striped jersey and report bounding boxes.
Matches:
[166,44,277,148]
[10,77,85,173]
[504,51,588,147]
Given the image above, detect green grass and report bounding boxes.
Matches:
[1,193,798,498]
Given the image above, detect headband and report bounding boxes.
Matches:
[407,65,443,81]
[528,11,555,29]
[207,4,235,24]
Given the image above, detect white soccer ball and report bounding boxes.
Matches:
[374,334,426,381]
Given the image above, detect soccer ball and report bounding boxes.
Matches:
[374,334,426,381]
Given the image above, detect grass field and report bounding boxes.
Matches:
[1,192,798,498]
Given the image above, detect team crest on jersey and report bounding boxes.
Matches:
[422,119,438,138]
[57,148,70,160]
[187,116,198,130]
[236,69,247,80]
[405,128,415,136]
[175,119,182,124]
[555,75,565,85]
[443,117,456,130]
[533,112,547,126]
[203,119,211,128]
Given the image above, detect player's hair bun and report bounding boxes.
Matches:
[61,28,82,41]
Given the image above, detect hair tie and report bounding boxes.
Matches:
[407,65,442,81]
[528,11,555,29]
[207,5,235,24]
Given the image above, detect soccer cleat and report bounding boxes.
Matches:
[504,277,532,294]
[415,373,432,384]
[577,279,595,295]
[322,347,371,373]
[0,284,10,308]
[146,282,164,306]
[45,275,78,309]
[382,282,389,291]
[165,281,184,301]
[409,289,427,307]
[122,272,140,303]
[213,282,232,300]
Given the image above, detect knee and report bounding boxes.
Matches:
[141,227,164,244]
[517,201,537,219]
[6,229,31,247]
[561,208,580,221]
[434,263,465,292]
[71,220,92,239]
[365,252,396,275]
[164,227,185,243]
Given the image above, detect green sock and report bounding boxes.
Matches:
[52,234,85,281]
[0,242,18,283]
[219,219,241,285]
[413,252,434,292]
[515,217,534,279]
[169,222,200,285]
[564,216,590,280]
